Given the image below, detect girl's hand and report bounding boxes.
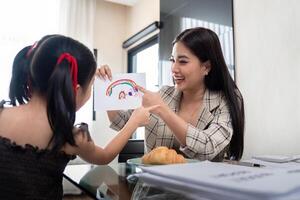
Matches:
[130,105,159,127]
[96,64,112,81]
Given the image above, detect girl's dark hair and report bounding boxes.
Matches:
[9,35,97,152]
[173,27,245,160]
[9,35,57,105]
[9,46,32,105]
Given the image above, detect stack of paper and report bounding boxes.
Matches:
[252,155,300,163]
[136,161,300,200]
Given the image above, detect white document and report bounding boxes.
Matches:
[245,159,300,169]
[94,73,146,111]
[137,161,300,200]
[252,155,300,163]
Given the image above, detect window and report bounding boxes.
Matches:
[128,35,159,139]
[0,1,93,124]
[159,0,235,84]
[0,0,59,100]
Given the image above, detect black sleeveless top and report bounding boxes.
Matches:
[0,136,76,200]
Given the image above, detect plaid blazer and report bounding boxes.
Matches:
[110,86,233,161]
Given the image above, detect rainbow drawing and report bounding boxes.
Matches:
[106,79,139,97]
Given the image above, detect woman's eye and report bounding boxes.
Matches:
[179,60,188,64]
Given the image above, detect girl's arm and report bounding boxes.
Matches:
[76,115,140,164]
[65,106,157,165]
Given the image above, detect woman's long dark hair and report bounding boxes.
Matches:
[9,35,97,152]
[173,27,245,160]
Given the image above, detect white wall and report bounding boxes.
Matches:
[92,0,159,163]
[92,1,127,162]
[123,0,160,71]
[125,0,159,39]
[234,0,300,159]
[94,0,127,73]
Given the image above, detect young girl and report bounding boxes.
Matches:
[0,35,155,199]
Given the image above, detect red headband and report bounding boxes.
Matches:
[56,53,78,94]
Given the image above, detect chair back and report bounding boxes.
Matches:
[118,139,144,162]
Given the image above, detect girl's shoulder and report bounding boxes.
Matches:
[0,106,18,129]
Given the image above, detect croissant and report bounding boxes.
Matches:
[142,146,186,164]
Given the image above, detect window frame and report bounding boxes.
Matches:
[127,35,159,73]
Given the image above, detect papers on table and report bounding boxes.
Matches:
[94,73,146,111]
[246,158,300,169]
[252,155,300,163]
[136,161,300,200]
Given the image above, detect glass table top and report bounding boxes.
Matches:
[63,163,190,200]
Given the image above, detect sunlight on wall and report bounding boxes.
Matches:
[0,0,59,100]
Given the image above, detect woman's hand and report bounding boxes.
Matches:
[130,105,159,127]
[96,65,119,122]
[137,86,166,115]
[96,64,112,81]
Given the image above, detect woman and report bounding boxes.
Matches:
[98,27,244,161]
[0,35,155,199]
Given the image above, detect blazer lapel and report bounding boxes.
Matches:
[196,90,221,130]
